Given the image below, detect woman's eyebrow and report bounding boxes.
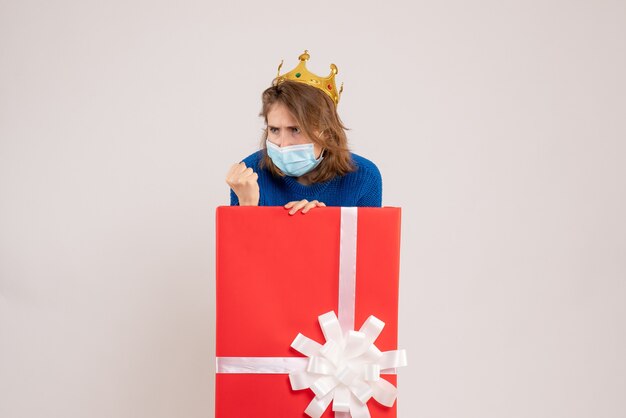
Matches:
[268,125,299,129]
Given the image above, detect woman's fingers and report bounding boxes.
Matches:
[302,200,324,214]
[284,200,326,215]
[288,200,309,215]
[227,165,257,188]
[240,167,255,180]
[226,162,248,184]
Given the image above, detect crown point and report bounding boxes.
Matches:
[277,60,284,77]
[274,50,342,106]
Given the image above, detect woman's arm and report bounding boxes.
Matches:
[356,166,383,207]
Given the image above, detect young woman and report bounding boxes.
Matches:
[226,53,382,215]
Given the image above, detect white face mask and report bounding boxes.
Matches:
[266,139,324,177]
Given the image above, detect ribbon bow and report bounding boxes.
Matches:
[290,311,408,418]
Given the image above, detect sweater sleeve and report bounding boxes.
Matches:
[356,164,383,207]
[230,188,239,206]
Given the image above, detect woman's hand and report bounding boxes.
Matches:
[284,199,326,215]
[226,162,260,206]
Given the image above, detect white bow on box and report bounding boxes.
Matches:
[290,311,407,418]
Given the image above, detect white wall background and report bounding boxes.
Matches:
[1,0,625,417]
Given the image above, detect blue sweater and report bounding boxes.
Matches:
[230,150,382,207]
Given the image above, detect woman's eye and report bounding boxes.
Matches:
[269,127,277,133]
[292,127,300,134]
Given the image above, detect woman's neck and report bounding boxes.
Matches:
[296,175,312,185]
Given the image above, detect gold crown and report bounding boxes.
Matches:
[274,50,344,106]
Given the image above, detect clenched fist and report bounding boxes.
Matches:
[226,162,260,206]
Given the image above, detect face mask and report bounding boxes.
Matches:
[266,139,324,177]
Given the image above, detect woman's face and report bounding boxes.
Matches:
[266,102,323,159]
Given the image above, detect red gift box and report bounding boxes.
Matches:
[215,206,404,417]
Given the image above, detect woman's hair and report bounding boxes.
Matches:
[258,79,356,183]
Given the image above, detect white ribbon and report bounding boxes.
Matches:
[215,207,408,417]
[290,311,407,418]
[338,207,358,333]
[216,357,308,374]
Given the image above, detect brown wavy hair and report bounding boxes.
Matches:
[258,79,356,183]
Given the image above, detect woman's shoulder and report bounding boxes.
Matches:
[348,152,382,180]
